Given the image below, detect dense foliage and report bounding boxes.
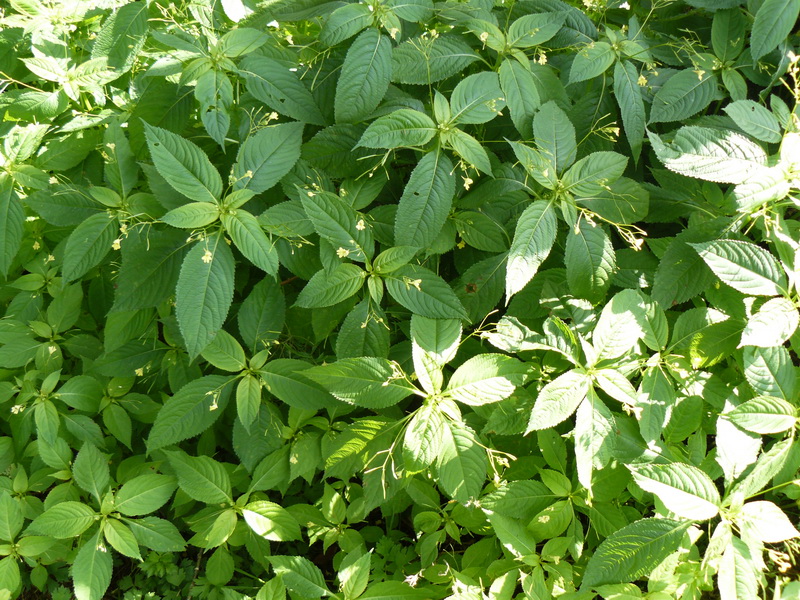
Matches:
[0,0,800,598]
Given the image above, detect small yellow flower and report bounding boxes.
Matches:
[637,74,648,86]
[537,52,548,65]
[135,368,144,377]
[355,219,366,231]
[463,177,473,190]
[201,249,213,264]
[112,239,122,251]
[336,247,350,258]
[32,241,40,250]
[694,69,705,81]
[389,28,400,40]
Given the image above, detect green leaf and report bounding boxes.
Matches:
[718,536,759,600]
[507,12,565,48]
[72,531,112,600]
[743,345,795,400]
[391,33,478,85]
[0,178,23,277]
[143,123,222,203]
[320,3,372,46]
[303,357,417,408]
[648,69,717,124]
[410,314,460,394]
[269,556,330,598]
[295,264,366,309]
[690,239,787,296]
[386,0,433,22]
[565,219,615,304]
[238,277,285,352]
[339,548,370,600]
[115,474,178,516]
[201,329,246,372]
[445,128,493,175]
[499,59,541,136]
[248,446,290,493]
[526,370,591,432]
[750,0,800,60]
[236,374,262,432]
[233,122,303,194]
[336,300,390,360]
[147,375,233,451]
[403,404,446,472]
[165,449,232,504]
[445,354,528,406]
[740,297,798,347]
[104,519,141,560]
[175,236,236,359]
[449,72,505,125]
[581,518,690,588]
[563,152,628,197]
[161,202,220,228]
[125,516,185,552]
[221,209,279,275]
[63,213,117,282]
[243,501,301,541]
[630,463,720,520]
[740,500,800,543]
[613,61,645,162]
[638,365,675,444]
[648,127,768,184]
[357,109,437,149]
[569,41,615,84]
[436,421,487,503]
[712,9,746,62]
[394,150,455,248]
[385,264,468,319]
[91,2,148,75]
[574,389,615,494]
[723,100,782,143]
[218,28,267,57]
[240,56,326,126]
[0,493,23,542]
[723,396,797,434]
[533,101,576,172]
[485,512,538,559]
[30,502,97,539]
[592,289,648,359]
[259,359,339,411]
[301,191,373,262]
[335,29,392,124]
[72,443,110,502]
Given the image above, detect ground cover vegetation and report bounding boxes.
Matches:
[0,0,799,598]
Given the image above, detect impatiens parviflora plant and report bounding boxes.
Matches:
[0,0,800,599]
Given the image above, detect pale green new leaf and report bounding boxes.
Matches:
[592,289,647,360]
[581,518,690,588]
[161,202,219,229]
[72,531,112,600]
[143,123,222,203]
[445,128,492,175]
[690,239,787,296]
[335,29,392,124]
[125,517,185,552]
[507,13,565,48]
[303,357,418,408]
[526,370,591,432]
[411,315,461,394]
[723,396,797,434]
[394,150,455,248]
[357,109,437,149]
[175,236,236,359]
[575,389,615,495]
[0,493,22,542]
[566,219,615,304]
[739,501,800,543]
[563,152,628,197]
[446,354,529,406]
[506,200,557,299]
[104,519,141,560]
[743,345,794,399]
[403,404,446,472]
[232,122,303,194]
[147,375,233,451]
[165,449,232,504]
[243,501,301,541]
[630,463,720,520]
[718,536,759,600]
